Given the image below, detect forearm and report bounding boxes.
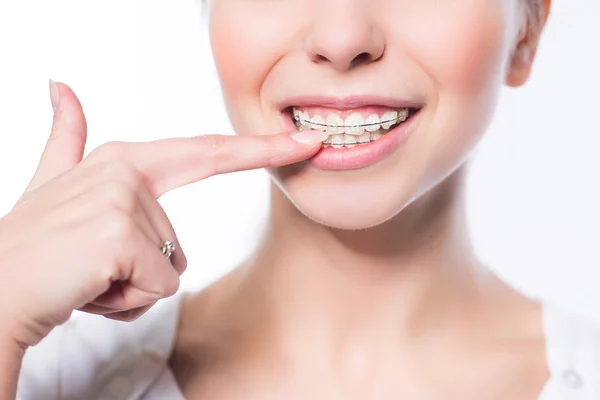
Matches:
[0,335,23,400]
[0,311,25,400]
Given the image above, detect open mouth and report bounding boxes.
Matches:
[285,106,420,148]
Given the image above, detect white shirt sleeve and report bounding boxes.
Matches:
[17,322,65,400]
[15,294,183,400]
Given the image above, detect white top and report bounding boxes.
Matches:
[16,292,600,400]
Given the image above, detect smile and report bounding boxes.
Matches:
[279,97,423,170]
[291,107,418,148]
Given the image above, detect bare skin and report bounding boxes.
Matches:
[167,0,553,398]
[169,170,549,399]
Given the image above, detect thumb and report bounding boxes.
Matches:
[26,80,88,192]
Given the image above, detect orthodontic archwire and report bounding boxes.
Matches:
[296,117,402,129]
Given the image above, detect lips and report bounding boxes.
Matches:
[277,96,423,171]
[277,95,424,111]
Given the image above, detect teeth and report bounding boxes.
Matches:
[326,114,344,134]
[325,133,368,148]
[364,114,381,132]
[299,111,310,125]
[344,113,365,135]
[310,115,326,131]
[320,130,392,148]
[370,131,384,141]
[380,111,398,130]
[398,108,409,122]
[293,107,410,131]
[331,135,344,149]
[357,131,370,143]
[291,107,413,148]
[343,134,357,148]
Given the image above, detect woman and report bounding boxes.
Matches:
[2,0,598,398]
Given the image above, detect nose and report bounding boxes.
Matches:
[304,3,385,72]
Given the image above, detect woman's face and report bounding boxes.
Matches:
[208,0,541,229]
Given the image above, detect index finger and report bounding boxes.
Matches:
[107,130,328,198]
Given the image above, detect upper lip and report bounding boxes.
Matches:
[277,95,425,112]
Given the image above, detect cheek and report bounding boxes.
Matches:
[210,18,265,95]
[209,2,297,135]
[432,5,509,157]
[387,1,512,186]
[396,1,509,96]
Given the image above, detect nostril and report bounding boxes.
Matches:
[310,49,383,70]
[351,52,374,67]
[313,54,330,64]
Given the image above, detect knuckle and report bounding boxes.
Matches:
[209,151,236,175]
[197,135,228,173]
[100,161,144,191]
[99,181,139,213]
[99,208,138,240]
[88,141,128,163]
[197,135,232,175]
[197,134,228,151]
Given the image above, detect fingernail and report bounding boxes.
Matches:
[48,79,60,113]
[290,129,328,144]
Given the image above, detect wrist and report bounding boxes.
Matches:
[0,333,25,360]
[0,303,28,357]
[0,321,27,358]
[0,329,25,400]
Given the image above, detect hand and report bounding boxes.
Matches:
[0,81,327,349]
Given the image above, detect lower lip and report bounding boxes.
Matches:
[292,110,420,171]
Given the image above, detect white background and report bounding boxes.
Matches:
[0,1,598,321]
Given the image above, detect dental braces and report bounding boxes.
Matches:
[296,117,403,129]
[323,140,373,145]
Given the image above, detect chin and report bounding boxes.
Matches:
[269,164,423,230]
[299,204,401,230]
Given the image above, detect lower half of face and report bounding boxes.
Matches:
[209,0,520,229]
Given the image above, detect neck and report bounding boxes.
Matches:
[229,165,494,344]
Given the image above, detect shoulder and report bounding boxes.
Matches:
[541,301,600,398]
[18,292,185,400]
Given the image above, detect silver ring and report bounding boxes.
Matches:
[160,240,176,259]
